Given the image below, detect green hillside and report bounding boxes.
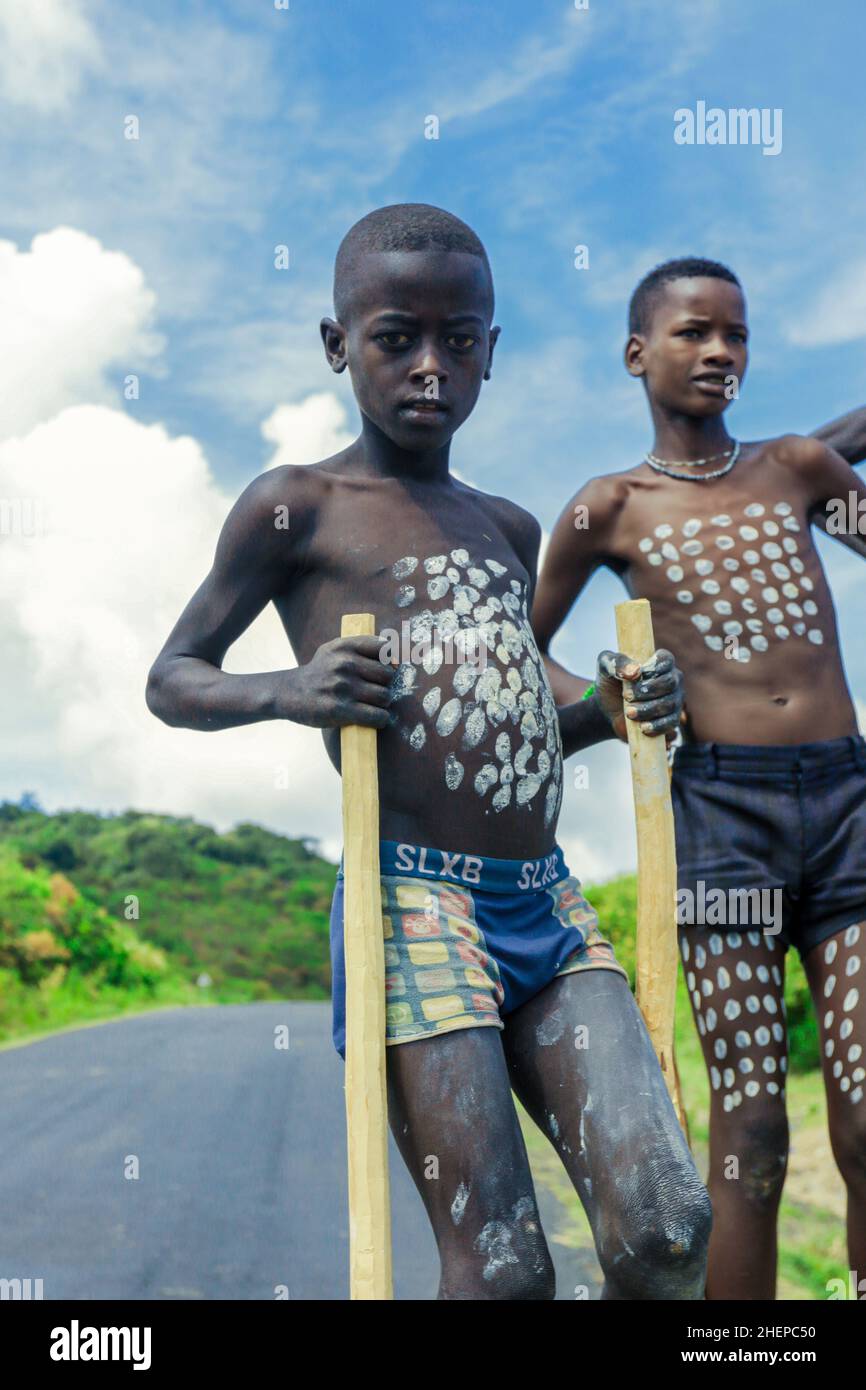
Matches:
[0,800,337,1043]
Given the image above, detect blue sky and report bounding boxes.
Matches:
[1,0,864,874]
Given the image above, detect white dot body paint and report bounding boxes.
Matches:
[845,925,861,947]
[755,1026,770,1046]
[724,999,741,1020]
[840,1018,854,1040]
[445,754,464,790]
[705,1007,717,1031]
[714,1039,727,1059]
[735,1030,751,1048]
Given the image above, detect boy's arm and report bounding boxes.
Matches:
[531,477,621,704]
[811,406,866,466]
[798,436,866,561]
[503,491,684,757]
[146,468,393,732]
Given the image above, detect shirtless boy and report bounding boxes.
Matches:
[147,209,711,1300]
[532,257,866,1300]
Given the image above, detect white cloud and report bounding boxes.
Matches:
[0,402,344,849]
[0,226,348,851]
[0,0,101,112]
[0,227,164,438]
[787,259,866,347]
[262,393,355,469]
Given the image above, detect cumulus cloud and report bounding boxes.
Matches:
[0,0,101,112]
[0,227,348,853]
[261,393,354,469]
[0,227,164,438]
[0,402,347,855]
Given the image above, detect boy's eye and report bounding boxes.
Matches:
[376,332,412,348]
[678,328,701,339]
[731,332,748,343]
[447,334,478,350]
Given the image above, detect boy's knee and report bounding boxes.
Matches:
[599,1153,712,1298]
[725,1113,789,1210]
[829,1111,866,1188]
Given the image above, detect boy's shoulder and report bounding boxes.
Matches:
[568,463,642,524]
[756,432,833,470]
[454,476,542,558]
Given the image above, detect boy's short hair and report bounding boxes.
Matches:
[333,203,494,324]
[628,257,741,335]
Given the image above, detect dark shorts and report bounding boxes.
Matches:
[329,840,627,1059]
[671,735,866,957]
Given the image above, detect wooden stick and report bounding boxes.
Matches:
[340,613,393,1299]
[614,598,689,1137]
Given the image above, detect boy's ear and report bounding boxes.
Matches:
[624,333,646,378]
[320,317,348,374]
[483,324,501,381]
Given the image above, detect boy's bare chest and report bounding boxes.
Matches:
[297,490,530,633]
[613,484,830,669]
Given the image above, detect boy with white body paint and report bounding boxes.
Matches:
[148,207,712,1300]
[533,257,866,1300]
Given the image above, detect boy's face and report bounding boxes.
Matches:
[627,276,749,415]
[322,249,499,451]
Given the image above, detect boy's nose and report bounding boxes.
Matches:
[702,340,735,363]
[410,348,448,381]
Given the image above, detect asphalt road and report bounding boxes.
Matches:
[0,1003,599,1300]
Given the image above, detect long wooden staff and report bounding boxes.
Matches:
[614,598,689,1138]
[340,612,393,1299]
